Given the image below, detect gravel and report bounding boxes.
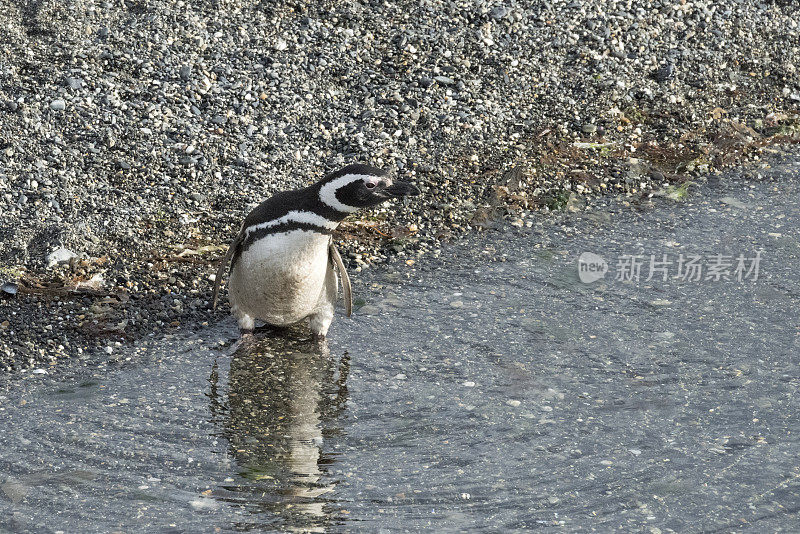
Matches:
[1,0,799,370]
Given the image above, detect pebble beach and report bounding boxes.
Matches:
[1,0,799,370]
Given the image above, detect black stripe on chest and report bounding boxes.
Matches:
[231,222,332,270]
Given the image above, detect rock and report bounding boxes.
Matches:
[566,193,585,212]
[47,248,78,268]
[720,196,748,209]
[651,63,675,83]
[49,99,66,111]
[63,76,84,90]
[490,6,510,19]
[1,282,18,296]
[189,497,219,511]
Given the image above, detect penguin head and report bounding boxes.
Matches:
[317,164,420,213]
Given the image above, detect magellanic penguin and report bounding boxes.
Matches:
[212,164,420,339]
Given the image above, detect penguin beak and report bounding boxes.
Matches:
[382,180,420,198]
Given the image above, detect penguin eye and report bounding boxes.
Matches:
[365,182,376,189]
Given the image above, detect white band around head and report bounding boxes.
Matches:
[318,173,378,213]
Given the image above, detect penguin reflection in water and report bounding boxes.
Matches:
[213,164,419,339]
[208,333,350,530]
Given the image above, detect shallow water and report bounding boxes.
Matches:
[2,156,800,532]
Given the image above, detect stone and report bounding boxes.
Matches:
[47,248,78,268]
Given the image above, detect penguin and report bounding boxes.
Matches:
[212,164,420,339]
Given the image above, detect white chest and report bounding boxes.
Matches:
[228,230,333,324]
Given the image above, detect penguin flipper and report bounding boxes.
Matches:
[212,232,242,310]
[328,241,352,317]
